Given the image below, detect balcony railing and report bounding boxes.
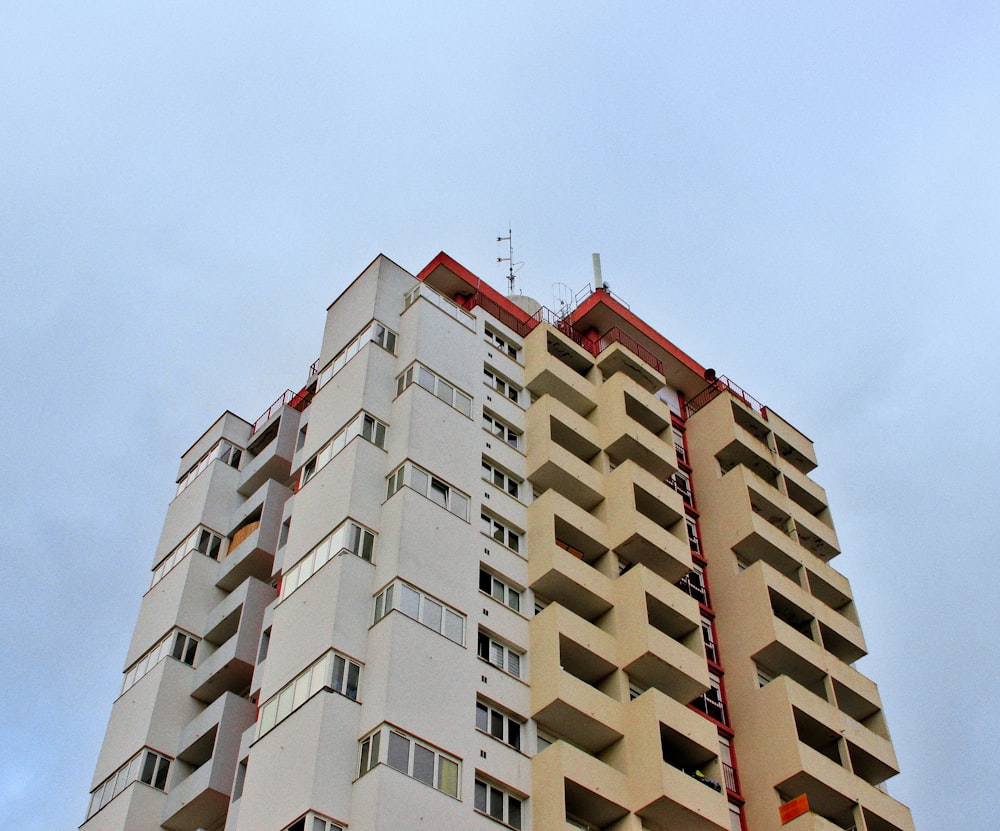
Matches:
[722,762,738,793]
[249,388,312,436]
[691,691,727,725]
[685,375,766,419]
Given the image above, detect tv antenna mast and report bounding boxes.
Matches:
[496,226,523,295]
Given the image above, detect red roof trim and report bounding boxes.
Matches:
[416,252,535,325]
[573,291,706,378]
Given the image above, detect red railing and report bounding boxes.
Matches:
[598,326,664,374]
[685,375,766,419]
[468,291,537,338]
[249,388,313,436]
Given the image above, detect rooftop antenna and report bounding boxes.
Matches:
[497,226,523,295]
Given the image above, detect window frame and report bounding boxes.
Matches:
[385,462,470,521]
[483,410,522,449]
[122,628,199,694]
[477,630,523,679]
[396,362,473,418]
[315,320,398,390]
[301,411,387,487]
[357,724,460,798]
[475,699,524,752]
[481,512,521,553]
[485,326,520,361]
[474,777,524,829]
[373,580,465,646]
[484,367,521,404]
[281,519,375,599]
[481,458,520,499]
[479,568,521,613]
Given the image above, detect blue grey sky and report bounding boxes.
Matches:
[2,3,996,829]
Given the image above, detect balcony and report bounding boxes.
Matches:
[237,405,301,497]
[626,693,730,831]
[162,693,255,831]
[529,538,614,622]
[532,742,631,831]
[614,567,706,704]
[754,678,913,831]
[595,339,665,393]
[528,437,604,510]
[524,327,598,416]
[532,667,624,754]
[597,376,678,480]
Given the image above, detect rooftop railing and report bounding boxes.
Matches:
[685,374,766,420]
[249,388,312,436]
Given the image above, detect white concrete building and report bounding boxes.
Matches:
[82,253,913,831]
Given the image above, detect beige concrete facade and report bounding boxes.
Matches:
[83,252,912,831]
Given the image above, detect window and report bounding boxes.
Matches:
[475,778,523,829]
[301,412,387,486]
[281,519,375,598]
[403,282,476,331]
[482,458,520,499]
[385,462,470,520]
[476,700,523,751]
[729,803,744,831]
[486,327,520,360]
[396,363,473,418]
[692,675,726,724]
[702,618,718,664]
[358,724,460,798]
[668,471,692,504]
[86,748,171,820]
[258,650,361,737]
[676,564,707,604]
[284,812,344,831]
[151,526,225,587]
[483,411,522,449]
[479,568,521,613]
[175,439,242,495]
[673,428,688,464]
[373,580,465,645]
[315,320,397,390]
[481,513,521,552]
[122,629,199,694]
[685,517,701,554]
[478,631,523,678]
[484,367,520,404]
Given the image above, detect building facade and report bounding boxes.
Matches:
[82,252,915,831]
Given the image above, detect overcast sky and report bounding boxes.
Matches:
[2,3,996,830]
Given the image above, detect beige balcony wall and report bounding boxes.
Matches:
[766,408,819,472]
[531,665,625,753]
[595,342,665,393]
[532,741,631,829]
[528,490,609,563]
[528,438,605,510]
[529,537,614,622]
[528,394,601,462]
[624,694,730,831]
[596,377,677,480]
[524,326,598,416]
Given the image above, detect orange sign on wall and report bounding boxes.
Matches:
[779,795,810,824]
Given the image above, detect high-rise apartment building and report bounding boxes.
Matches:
[82,252,914,831]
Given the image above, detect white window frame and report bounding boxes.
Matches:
[176,439,242,496]
[281,519,375,598]
[482,458,520,499]
[479,568,521,613]
[358,724,460,798]
[396,362,473,418]
[476,699,523,751]
[283,812,344,831]
[483,410,522,449]
[151,526,226,587]
[474,777,524,829]
[257,650,361,738]
[86,748,171,820]
[315,320,397,390]
[485,326,520,360]
[301,411,387,486]
[481,512,521,553]
[477,630,523,678]
[484,367,521,404]
[385,462,470,521]
[373,580,465,645]
[122,628,199,694]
